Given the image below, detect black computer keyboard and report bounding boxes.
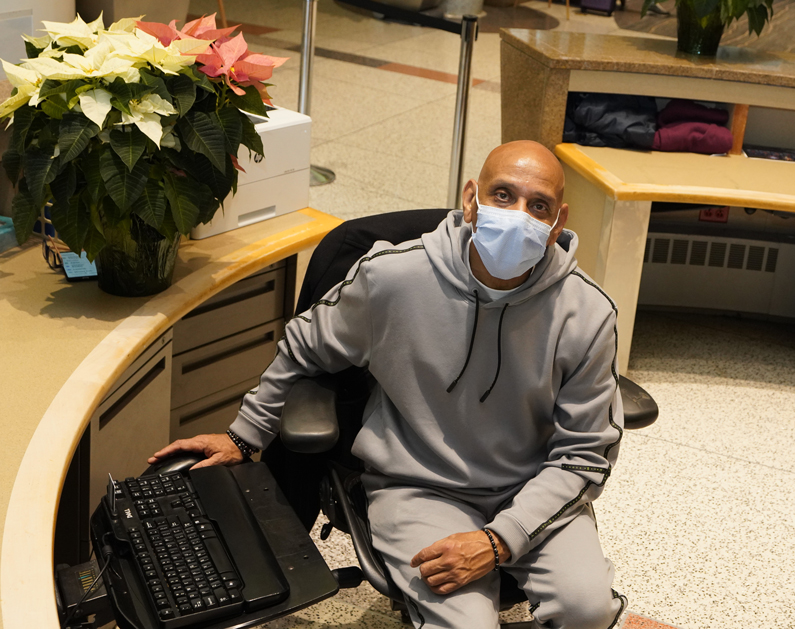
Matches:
[95,466,290,629]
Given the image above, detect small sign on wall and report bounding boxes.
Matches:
[0,10,33,79]
[698,206,730,223]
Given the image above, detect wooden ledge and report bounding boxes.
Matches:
[554,143,795,213]
[0,208,342,629]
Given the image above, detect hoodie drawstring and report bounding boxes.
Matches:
[479,303,509,403]
[446,290,480,393]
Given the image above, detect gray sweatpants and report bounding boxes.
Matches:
[362,473,626,629]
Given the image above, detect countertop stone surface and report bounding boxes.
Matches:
[500,29,795,87]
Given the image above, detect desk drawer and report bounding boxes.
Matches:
[173,265,286,355]
[170,379,259,442]
[171,319,283,409]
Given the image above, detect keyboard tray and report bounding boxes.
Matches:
[91,462,338,629]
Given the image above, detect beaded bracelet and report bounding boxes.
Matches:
[226,429,259,459]
[482,528,500,572]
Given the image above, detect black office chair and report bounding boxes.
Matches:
[265,209,659,625]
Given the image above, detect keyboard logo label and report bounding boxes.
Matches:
[124,508,133,519]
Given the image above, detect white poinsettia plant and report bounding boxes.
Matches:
[0,13,286,259]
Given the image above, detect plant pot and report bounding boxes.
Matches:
[676,0,725,56]
[96,216,181,297]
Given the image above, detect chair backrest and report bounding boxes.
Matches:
[265,209,451,530]
[296,208,450,313]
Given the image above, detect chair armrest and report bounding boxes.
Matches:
[281,377,340,453]
[329,467,405,602]
[618,375,659,429]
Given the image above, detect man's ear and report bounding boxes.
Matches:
[462,179,478,226]
[546,203,569,246]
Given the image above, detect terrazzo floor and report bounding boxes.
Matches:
[177,1,794,626]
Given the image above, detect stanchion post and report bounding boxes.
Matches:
[299,0,336,186]
[447,15,477,209]
[298,0,317,116]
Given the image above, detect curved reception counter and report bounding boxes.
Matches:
[0,208,342,629]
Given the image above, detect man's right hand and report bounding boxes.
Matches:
[148,433,244,470]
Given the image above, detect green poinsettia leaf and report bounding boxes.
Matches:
[11,105,36,152]
[158,204,179,241]
[50,193,90,254]
[110,127,148,172]
[747,3,768,34]
[25,147,60,208]
[82,224,106,262]
[183,66,215,93]
[39,79,85,102]
[104,77,155,102]
[226,85,271,118]
[50,161,77,207]
[168,73,197,117]
[193,152,234,202]
[240,114,264,156]
[59,113,100,164]
[139,69,173,105]
[216,108,243,153]
[82,148,106,204]
[40,96,71,120]
[177,111,227,172]
[24,40,45,59]
[2,147,22,186]
[131,179,167,229]
[99,149,148,211]
[11,185,39,244]
[163,171,201,235]
[102,195,127,226]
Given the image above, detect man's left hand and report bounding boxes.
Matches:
[410,530,511,595]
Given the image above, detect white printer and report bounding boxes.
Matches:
[190,106,311,240]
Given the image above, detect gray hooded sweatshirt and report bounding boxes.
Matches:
[230,210,623,562]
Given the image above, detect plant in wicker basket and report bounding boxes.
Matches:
[0,13,286,295]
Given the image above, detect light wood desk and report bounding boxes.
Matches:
[555,144,795,372]
[0,208,342,629]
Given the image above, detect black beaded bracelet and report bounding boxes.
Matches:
[226,429,259,458]
[482,528,500,572]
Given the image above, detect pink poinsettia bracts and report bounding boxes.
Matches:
[196,33,287,99]
[136,13,238,47]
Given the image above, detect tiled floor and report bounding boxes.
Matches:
[184,1,795,627]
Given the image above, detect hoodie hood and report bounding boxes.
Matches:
[422,210,580,307]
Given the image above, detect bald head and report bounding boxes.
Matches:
[479,141,565,206]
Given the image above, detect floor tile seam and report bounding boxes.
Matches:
[325,91,464,159]
[312,166,439,207]
[625,431,795,475]
[240,30,494,88]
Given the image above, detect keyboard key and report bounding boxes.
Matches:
[228,588,241,602]
[190,598,204,612]
[203,595,218,609]
[156,598,171,610]
[159,609,175,620]
[214,588,230,605]
[179,603,192,614]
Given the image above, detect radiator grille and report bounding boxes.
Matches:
[652,238,670,263]
[727,244,745,269]
[766,248,779,273]
[689,241,708,266]
[646,236,782,273]
[709,242,727,267]
[671,240,689,264]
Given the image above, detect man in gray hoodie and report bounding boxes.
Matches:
[151,141,626,629]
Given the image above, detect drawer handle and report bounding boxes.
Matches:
[100,357,166,430]
[179,390,253,426]
[181,331,275,375]
[183,280,277,320]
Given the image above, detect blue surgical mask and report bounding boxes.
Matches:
[470,186,560,280]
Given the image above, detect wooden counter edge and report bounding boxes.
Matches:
[0,208,343,629]
[555,143,795,213]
